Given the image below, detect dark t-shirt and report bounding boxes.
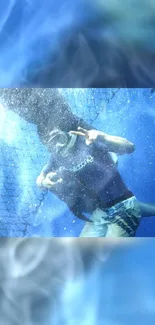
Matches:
[42,137,133,211]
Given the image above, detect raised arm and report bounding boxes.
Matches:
[70,127,135,155]
[97,132,135,154]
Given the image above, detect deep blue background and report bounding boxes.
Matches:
[60,239,155,325]
[0,1,155,87]
[0,0,96,86]
[0,88,155,237]
[1,238,155,325]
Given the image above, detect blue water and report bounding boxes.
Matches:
[0,0,95,86]
[0,88,155,237]
[1,238,155,325]
[0,1,155,87]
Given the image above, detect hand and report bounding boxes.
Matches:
[36,173,46,188]
[43,172,63,189]
[70,127,100,145]
[37,172,63,189]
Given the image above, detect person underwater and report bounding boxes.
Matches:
[36,127,155,237]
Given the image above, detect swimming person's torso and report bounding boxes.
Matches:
[54,136,133,206]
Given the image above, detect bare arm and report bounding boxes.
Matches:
[70,128,135,155]
[97,131,135,155]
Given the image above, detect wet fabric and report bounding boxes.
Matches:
[80,196,141,237]
[42,136,132,206]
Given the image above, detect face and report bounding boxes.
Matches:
[48,131,70,153]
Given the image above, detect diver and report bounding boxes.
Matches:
[36,127,155,237]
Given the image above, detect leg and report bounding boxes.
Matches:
[79,208,108,237]
[80,209,131,238]
[102,197,141,238]
[105,222,130,238]
[80,197,142,238]
[138,202,155,217]
[79,222,108,237]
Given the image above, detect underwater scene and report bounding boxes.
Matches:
[0,88,155,237]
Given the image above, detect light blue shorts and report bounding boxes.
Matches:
[80,196,141,238]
